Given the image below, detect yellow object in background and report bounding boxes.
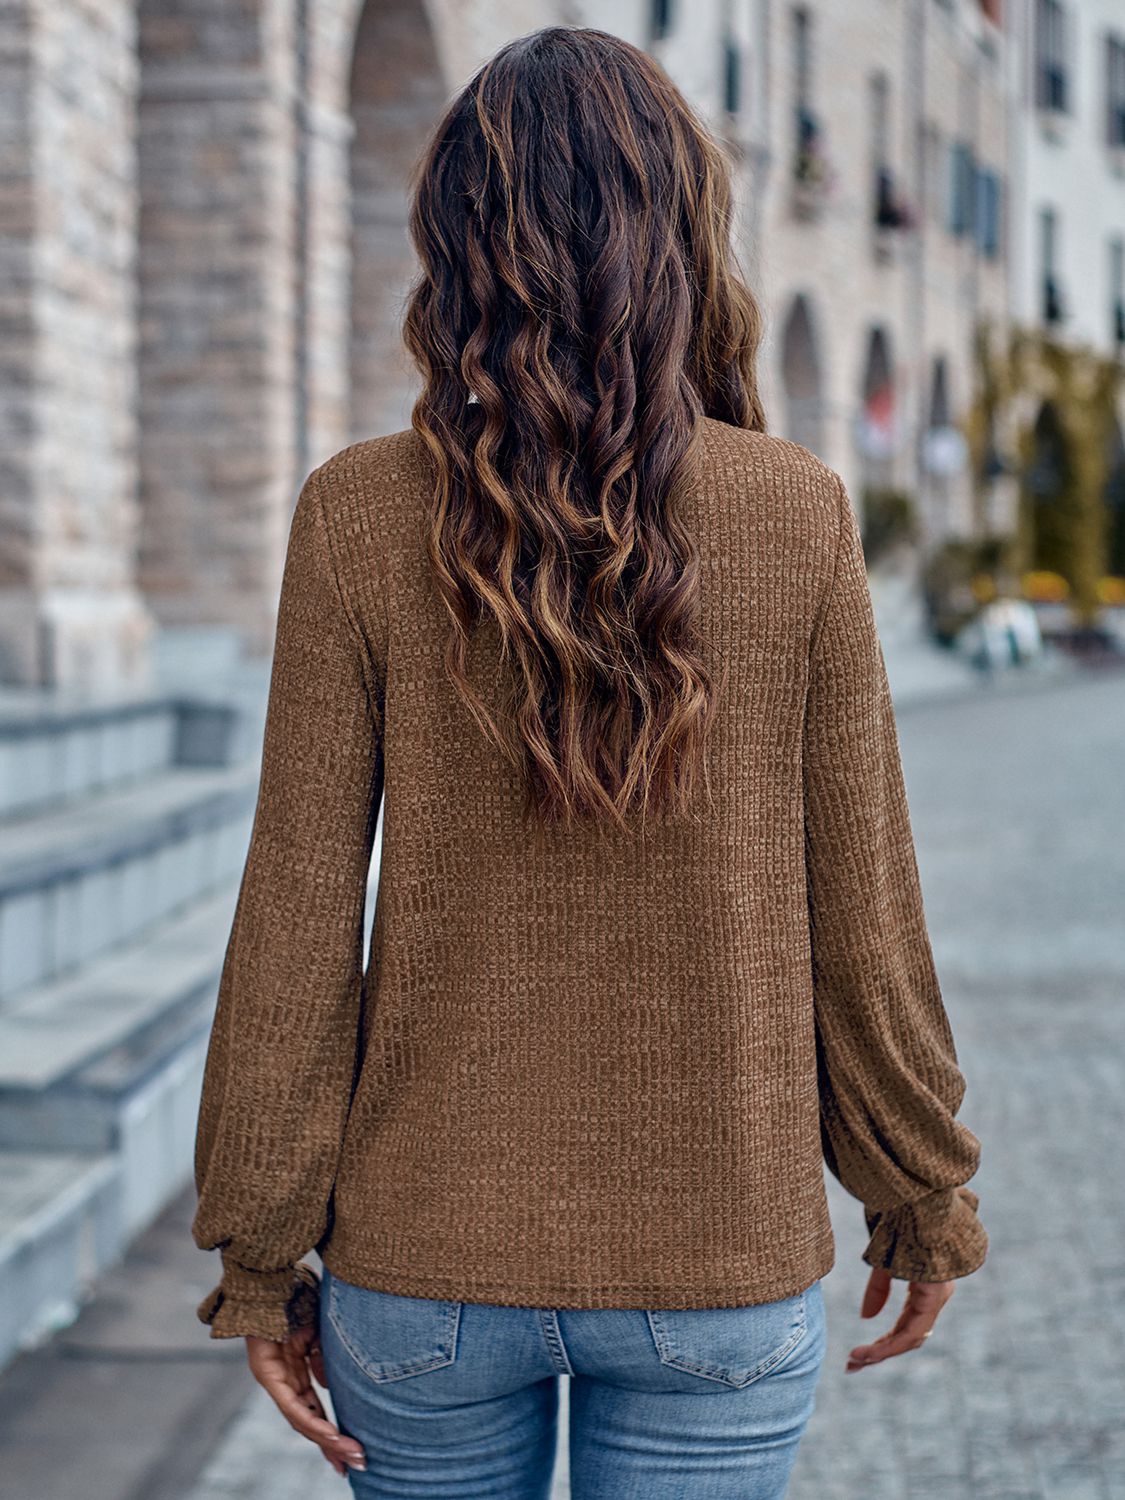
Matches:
[970,573,998,603]
[1021,570,1070,602]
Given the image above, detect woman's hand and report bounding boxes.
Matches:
[245,1325,367,1476]
[845,1267,955,1372]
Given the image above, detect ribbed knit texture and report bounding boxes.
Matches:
[191,417,987,1341]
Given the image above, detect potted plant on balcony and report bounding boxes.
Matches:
[791,108,833,220]
[873,168,915,263]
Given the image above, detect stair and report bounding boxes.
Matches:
[0,1150,123,1367]
[0,684,263,1369]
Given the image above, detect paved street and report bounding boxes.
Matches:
[789,666,1125,1500]
[3,664,1122,1500]
[182,666,1125,1500]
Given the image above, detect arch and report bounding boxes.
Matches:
[856,325,896,491]
[1104,417,1125,578]
[928,354,950,430]
[348,0,446,441]
[780,294,825,457]
[1024,401,1074,575]
[919,355,969,543]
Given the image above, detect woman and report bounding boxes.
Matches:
[191,26,987,1498]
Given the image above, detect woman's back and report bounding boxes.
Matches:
[192,414,984,1321]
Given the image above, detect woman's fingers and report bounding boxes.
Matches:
[246,1335,367,1474]
[847,1279,954,1372]
[859,1266,893,1320]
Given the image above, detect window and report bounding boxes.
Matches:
[1040,208,1063,323]
[1035,0,1070,113]
[947,144,1002,258]
[976,168,1002,258]
[794,7,811,101]
[950,142,975,236]
[793,6,812,159]
[870,72,898,227]
[919,120,945,225]
[723,34,742,116]
[650,0,674,43]
[870,72,890,168]
[1107,35,1125,147]
[1111,238,1125,347]
[791,6,827,193]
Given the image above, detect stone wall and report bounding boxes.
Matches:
[136,0,298,650]
[0,0,151,686]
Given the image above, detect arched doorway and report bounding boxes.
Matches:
[1105,419,1125,579]
[349,0,445,442]
[1024,401,1073,576]
[928,355,950,431]
[920,355,968,541]
[780,294,825,457]
[856,326,896,493]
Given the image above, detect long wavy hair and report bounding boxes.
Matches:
[403,26,765,830]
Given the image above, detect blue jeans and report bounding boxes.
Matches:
[319,1266,827,1499]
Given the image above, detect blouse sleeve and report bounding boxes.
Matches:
[802,475,988,1283]
[191,464,384,1339]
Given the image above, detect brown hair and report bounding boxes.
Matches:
[403,26,764,830]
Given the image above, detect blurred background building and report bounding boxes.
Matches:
[0,0,1123,1391]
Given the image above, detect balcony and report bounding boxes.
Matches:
[1036,65,1072,145]
[872,169,915,264]
[1042,275,1065,326]
[789,108,833,222]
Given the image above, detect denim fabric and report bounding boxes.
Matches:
[319,1266,827,1499]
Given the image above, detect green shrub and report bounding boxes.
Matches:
[860,489,918,565]
[920,535,1013,643]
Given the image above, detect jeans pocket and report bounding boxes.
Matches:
[324,1270,463,1383]
[644,1285,812,1389]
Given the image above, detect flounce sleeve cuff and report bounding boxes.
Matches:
[862,1184,988,1282]
[196,1256,321,1341]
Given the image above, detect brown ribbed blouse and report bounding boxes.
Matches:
[191,417,987,1341]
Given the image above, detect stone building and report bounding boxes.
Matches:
[744,0,1011,551]
[1010,0,1125,353]
[997,0,1125,616]
[1,0,1023,695]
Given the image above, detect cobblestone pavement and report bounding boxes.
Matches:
[790,668,1125,1500]
[183,668,1125,1500]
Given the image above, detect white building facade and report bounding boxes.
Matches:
[1008,0,1125,354]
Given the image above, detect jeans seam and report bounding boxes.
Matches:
[537,1308,575,1375]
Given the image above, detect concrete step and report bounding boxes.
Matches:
[0,763,257,1002]
[0,879,239,1146]
[0,881,245,1365]
[0,687,246,820]
[0,1148,124,1369]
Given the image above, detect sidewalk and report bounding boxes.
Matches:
[0,1189,249,1500]
[868,569,1078,710]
